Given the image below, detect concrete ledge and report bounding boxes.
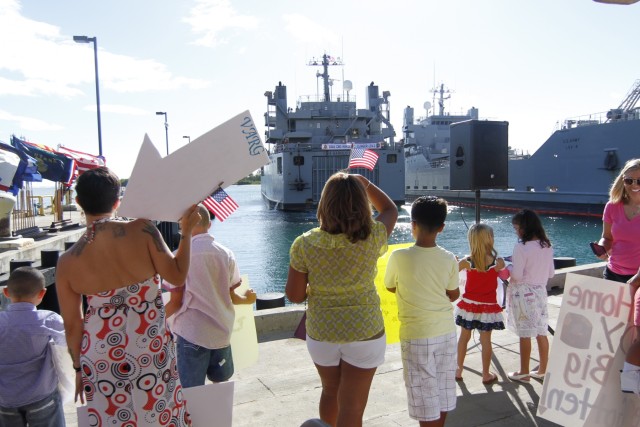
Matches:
[254,305,305,342]
[252,263,609,342]
[547,261,605,289]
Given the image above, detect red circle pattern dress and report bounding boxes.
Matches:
[80,275,191,426]
[455,259,505,331]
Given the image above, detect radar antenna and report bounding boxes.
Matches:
[308,54,343,102]
[431,83,451,116]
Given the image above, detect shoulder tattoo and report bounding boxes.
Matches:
[142,222,165,252]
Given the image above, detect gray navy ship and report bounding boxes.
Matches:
[260,54,404,211]
[404,80,640,217]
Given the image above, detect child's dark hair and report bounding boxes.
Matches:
[512,209,551,248]
[7,267,45,299]
[75,167,121,215]
[411,196,447,232]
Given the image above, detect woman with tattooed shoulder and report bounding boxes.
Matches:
[56,167,200,426]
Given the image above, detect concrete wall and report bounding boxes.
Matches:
[255,262,608,341]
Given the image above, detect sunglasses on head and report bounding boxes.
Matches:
[623,177,640,186]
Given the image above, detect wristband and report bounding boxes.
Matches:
[73,365,82,373]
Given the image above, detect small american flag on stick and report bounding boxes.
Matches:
[202,188,238,222]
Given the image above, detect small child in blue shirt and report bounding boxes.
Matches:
[0,267,67,427]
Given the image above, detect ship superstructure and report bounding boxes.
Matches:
[261,54,404,210]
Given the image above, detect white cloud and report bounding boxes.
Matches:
[282,14,341,50]
[0,0,210,97]
[184,0,259,47]
[0,109,64,131]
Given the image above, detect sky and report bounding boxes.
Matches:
[1,0,639,181]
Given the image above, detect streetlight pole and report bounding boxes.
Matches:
[73,35,103,157]
[183,135,191,144]
[156,112,169,155]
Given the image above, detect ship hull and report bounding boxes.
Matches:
[262,146,405,211]
[405,117,640,217]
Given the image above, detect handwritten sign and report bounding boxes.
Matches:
[538,273,640,426]
[119,110,269,222]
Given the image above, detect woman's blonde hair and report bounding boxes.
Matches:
[467,223,497,272]
[316,172,373,243]
[610,158,640,204]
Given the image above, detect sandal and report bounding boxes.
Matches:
[508,371,530,382]
[482,373,498,385]
[530,371,545,380]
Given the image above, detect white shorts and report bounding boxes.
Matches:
[306,334,386,369]
[401,332,457,422]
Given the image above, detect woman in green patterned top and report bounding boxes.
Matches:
[286,172,398,427]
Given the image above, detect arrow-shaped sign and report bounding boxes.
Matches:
[118,110,268,222]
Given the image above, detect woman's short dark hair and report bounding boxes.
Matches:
[317,172,373,243]
[75,167,121,215]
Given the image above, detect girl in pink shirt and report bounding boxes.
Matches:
[505,209,554,383]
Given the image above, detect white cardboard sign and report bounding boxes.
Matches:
[119,110,268,222]
[538,273,640,426]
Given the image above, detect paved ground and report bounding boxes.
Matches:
[62,293,566,427]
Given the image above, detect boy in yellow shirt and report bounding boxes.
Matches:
[384,196,460,427]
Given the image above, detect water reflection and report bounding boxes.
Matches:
[212,186,602,295]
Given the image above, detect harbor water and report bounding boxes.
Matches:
[31,184,603,296]
[213,185,603,296]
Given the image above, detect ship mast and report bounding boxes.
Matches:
[308,54,343,102]
[431,83,451,116]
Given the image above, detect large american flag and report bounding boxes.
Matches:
[348,148,379,171]
[58,146,105,175]
[202,188,238,222]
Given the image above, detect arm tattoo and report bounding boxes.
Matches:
[142,222,166,252]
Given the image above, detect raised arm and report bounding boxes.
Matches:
[352,174,398,237]
[147,205,200,285]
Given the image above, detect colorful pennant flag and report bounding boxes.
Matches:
[11,136,75,185]
[348,147,379,171]
[57,146,105,175]
[202,188,238,222]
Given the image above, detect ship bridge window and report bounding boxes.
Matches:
[387,154,397,163]
[277,157,282,174]
[293,155,304,166]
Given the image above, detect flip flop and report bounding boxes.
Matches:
[482,373,498,385]
[508,371,530,382]
[530,371,545,380]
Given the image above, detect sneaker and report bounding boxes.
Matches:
[621,370,640,394]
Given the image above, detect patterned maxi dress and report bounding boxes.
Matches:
[80,275,191,426]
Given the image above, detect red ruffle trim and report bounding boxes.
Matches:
[456,300,503,314]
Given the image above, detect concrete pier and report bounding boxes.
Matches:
[57,262,607,427]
